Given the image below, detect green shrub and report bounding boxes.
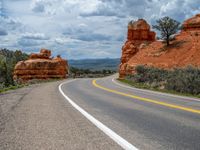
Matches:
[166,66,200,95]
[126,65,200,95]
[0,49,28,90]
[132,65,168,83]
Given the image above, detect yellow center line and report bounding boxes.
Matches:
[92,79,200,115]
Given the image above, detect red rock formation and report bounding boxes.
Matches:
[183,14,200,31]
[29,49,51,59]
[119,14,200,79]
[14,49,68,81]
[127,19,156,41]
[119,19,156,78]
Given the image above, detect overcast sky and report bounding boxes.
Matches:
[0,0,199,59]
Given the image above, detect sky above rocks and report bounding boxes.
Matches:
[0,0,199,59]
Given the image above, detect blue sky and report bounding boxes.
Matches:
[0,0,200,59]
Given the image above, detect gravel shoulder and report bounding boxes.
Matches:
[0,80,121,150]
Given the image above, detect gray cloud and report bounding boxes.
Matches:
[32,2,45,13]
[0,29,8,36]
[80,0,126,17]
[0,16,23,32]
[79,0,150,18]
[18,38,44,47]
[63,25,113,42]
[21,33,49,40]
[1,0,200,59]
[17,32,49,48]
[77,33,111,41]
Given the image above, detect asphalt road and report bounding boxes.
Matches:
[61,75,200,150]
[1,75,200,150]
[0,80,121,150]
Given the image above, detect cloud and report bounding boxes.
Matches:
[21,32,49,40]
[31,0,100,15]
[0,16,23,32]
[0,1,4,17]
[79,0,123,17]
[17,32,49,47]
[54,37,79,45]
[62,25,113,42]
[1,0,200,59]
[32,1,45,13]
[77,33,111,41]
[0,29,8,36]
[80,0,147,18]
[17,38,45,47]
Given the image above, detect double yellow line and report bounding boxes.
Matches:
[92,79,200,115]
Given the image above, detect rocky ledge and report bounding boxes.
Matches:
[14,49,68,81]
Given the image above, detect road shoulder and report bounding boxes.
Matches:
[0,80,121,150]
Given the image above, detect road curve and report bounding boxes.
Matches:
[61,75,200,150]
[0,80,121,150]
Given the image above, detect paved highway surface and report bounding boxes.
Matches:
[61,75,200,150]
[1,75,200,149]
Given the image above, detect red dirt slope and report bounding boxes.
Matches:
[119,14,200,78]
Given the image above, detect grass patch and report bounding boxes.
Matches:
[0,84,27,93]
[0,78,64,93]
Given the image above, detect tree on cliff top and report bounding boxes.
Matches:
[153,16,180,46]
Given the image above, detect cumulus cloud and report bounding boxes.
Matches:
[77,33,111,42]
[18,39,44,47]
[0,17,23,32]
[62,24,114,42]
[32,1,45,13]
[0,29,8,36]
[17,32,49,47]
[31,0,100,15]
[21,32,49,40]
[54,37,79,45]
[80,1,125,17]
[1,0,200,59]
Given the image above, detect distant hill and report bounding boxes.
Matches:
[68,58,120,71]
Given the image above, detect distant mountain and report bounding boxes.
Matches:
[68,58,120,71]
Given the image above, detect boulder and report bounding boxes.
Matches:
[14,49,68,81]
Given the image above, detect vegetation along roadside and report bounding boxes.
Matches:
[118,65,200,99]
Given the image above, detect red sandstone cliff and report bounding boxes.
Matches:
[119,19,156,78]
[14,49,68,81]
[119,14,200,78]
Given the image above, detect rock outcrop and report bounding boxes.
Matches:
[183,14,200,31]
[119,19,156,78]
[119,14,200,79]
[127,19,156,41]
[14,49,68,81]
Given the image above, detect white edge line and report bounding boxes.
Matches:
[112,78,200,102]
[59,80,138,150]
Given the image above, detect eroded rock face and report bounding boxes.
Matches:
[127,19,156,41]
[119,19,156,78]
[183,14,200,31]
[14,49,68,81]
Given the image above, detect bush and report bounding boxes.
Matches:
[166,66,200,95]
[133,65,168,83]
[0,49,28,90]
[126,65,200,95]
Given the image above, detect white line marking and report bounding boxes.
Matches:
[59,80,138,150]
[112,78,200,102]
